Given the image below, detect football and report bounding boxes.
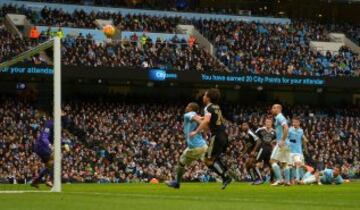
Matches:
[103,24,116,38]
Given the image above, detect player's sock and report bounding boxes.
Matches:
[37,168,49,181]
[271,163,281,182]
[299,167,305,179]
[284,166,291,183]
[48,168,54,180]
[295,167,301,181]
[291,168,296,182]
[175,164,185,184]
[254,167,262,181]
[270,168,275,183]
[211,160,228,180]
[249,168,256,181]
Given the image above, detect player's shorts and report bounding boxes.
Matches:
[302,171,313,180]
[302,174,317,184]
[289,153,304,166]
[270,144,290,163]
[36,151,52,163]
[256,145,272,163]
[207,131,228,159]
[180,145,208,166]
[34,147,52,163]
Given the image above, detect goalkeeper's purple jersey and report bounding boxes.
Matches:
[34,120,54,155]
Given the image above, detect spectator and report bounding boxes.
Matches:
[29,26,40,40]
[188,35,196,48]
[56,27,64,39]
[61,34,227,72]
[0,97,359,183]
[1,4,359,76]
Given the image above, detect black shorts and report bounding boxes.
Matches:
[34,148,52,163]
[207,131,228,159]
[256,144,272,163]
[38,153,51,163]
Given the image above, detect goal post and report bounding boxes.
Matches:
[0,37,62,193]
[52,36,62,192]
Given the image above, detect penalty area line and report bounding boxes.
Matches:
[0,190,51,194]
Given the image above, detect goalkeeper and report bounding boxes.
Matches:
[31,118,73,188]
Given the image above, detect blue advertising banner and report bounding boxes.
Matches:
[200,74,325,86]
[0,65,359,89]
[0,66,53,75]
[149,69,178,81]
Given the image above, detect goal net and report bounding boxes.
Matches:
[0,35,62,193]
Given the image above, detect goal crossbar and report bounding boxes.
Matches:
[0,39,54,68]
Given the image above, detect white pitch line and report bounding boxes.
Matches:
[0,190,355,207]
[0,190,51,194]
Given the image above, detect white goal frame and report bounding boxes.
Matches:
[0,37,62,193]
[52,36,62,192]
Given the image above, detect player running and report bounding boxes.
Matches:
[190,88,232,189]
[240,122,261,184]
[270,104,291,186]
[288,117,308,184]
[253,117,277,184]
[166,102,208,189]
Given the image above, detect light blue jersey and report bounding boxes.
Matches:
[184,111,206,149]
[274,113,288,143]
[320,169,344,185]
[288,126,304,154]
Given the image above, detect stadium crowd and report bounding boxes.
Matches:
[61,34,226,71]
[1,3,360,76]
[194,19,360,76]
[0,97,359,184]
[0,4,181,33]
[17,0,256,16]
[0,23,34,63]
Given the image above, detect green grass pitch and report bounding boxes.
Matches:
[1,182,359,210]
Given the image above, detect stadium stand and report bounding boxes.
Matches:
[1,4,181,32]
[1,3,359,76]
[0,98,358,184]
[194,19,360,76]
[61,34,226,71]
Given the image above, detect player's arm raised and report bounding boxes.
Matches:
[189,113,210,138]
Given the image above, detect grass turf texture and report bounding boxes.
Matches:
[1,182,359,210]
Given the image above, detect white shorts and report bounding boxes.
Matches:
[289,153,304,166]
[302,174,317,184]
[270,144,290,163]
[180,145,208,166]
